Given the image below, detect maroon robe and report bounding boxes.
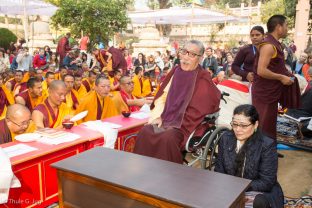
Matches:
[108,47,127,74]
[16,90,34,111]
[8,79,17,91]
[0,88,11,116]
[56,36,71,65]
[34,99,57,128]
[96,50,108,69]
[252,34,300,139]
[133,65,221,164]
[82,80,91,92]
[0,119,12,144]
[232,44,257,81]
[14,82,28,94]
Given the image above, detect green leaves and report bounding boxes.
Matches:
[51,0,131,47]
[0,28,17,50]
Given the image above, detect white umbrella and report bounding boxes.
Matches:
[0,0,57,44]
[128,7,247,25]
[0,0,57,16]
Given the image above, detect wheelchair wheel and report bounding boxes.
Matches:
[200,126,229,170]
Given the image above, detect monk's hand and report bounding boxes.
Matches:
[144,98,153,105]
[280,75,294,86]
[246,72,254,82]
[149,117,162,128]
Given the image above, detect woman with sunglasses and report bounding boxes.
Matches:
[215,104,284,208]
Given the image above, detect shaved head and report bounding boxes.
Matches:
[120,75,130,84]
[6,104,31,134]
[49,80,66,91]
[6,104,30,118]
[48,80,67,106]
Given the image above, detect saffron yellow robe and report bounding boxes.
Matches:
[75,90,118,124]
[21,72,30,83]
[0,85,15,119]
[74,85,87,99]
[142,78,152,97]
[65,90,79,116]
[132,75,142,98]
[42,80,49,99]
[112,91,130,115]
[82,78,95,92]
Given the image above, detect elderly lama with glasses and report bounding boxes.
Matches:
[0,104,36,144]
[133,40,221,164]
[215,104,284,208]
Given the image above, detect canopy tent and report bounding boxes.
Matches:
[0,0,57,45]
[0,0,57,16]
[128,7,247,25]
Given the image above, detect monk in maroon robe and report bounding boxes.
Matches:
[56,33,71,66]
[15,77,43,112]
[108,46,127,74]
[92,48,112,70]
[133,40,221,164]
[0,104,32,144]
[252,15,300,139]
[5,70,24,92]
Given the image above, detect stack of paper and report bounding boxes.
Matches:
[35,128,68,138]
[82,120,119,149]
[83,120,122,129]
[37,133,81,145]
[2,144,38,158]
[130,112,150,119]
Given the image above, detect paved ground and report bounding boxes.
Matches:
[277,150,312,198]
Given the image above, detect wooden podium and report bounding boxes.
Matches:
[52,147,250,208]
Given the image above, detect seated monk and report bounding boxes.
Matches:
[73,74,87,99]
[142,72,153,97]
[82,70,97,93]
[42,71,56,98]
[63,74,79,115]
[110,70,122,95]
[15,77,44,112]
[0,73,15,119]
[75,76,118,124]
[133,40,221,164]
[32,80,69,128]
[0,104,36,144]
[34,68,44,81]
[5,70,27,96]
[55,67,68,80]
[91,48,113,71]
[112,75,153,114]
[132,66,143,98]
[21,68,36,83]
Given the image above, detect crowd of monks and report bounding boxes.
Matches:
[0,62,161,144]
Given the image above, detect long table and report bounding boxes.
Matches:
[53,147,251,208]
[0,115,147,208]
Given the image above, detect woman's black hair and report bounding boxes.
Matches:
[232,104,261,177]
[250,25,265,35]
[233,104,259,124]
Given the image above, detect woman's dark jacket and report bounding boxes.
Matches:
[215,130,284,208]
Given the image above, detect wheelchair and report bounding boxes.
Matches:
[184,92,230,170]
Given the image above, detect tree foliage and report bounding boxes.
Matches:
[260,0,285,24]
[0,28,17,50]
[50,0,131,46]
